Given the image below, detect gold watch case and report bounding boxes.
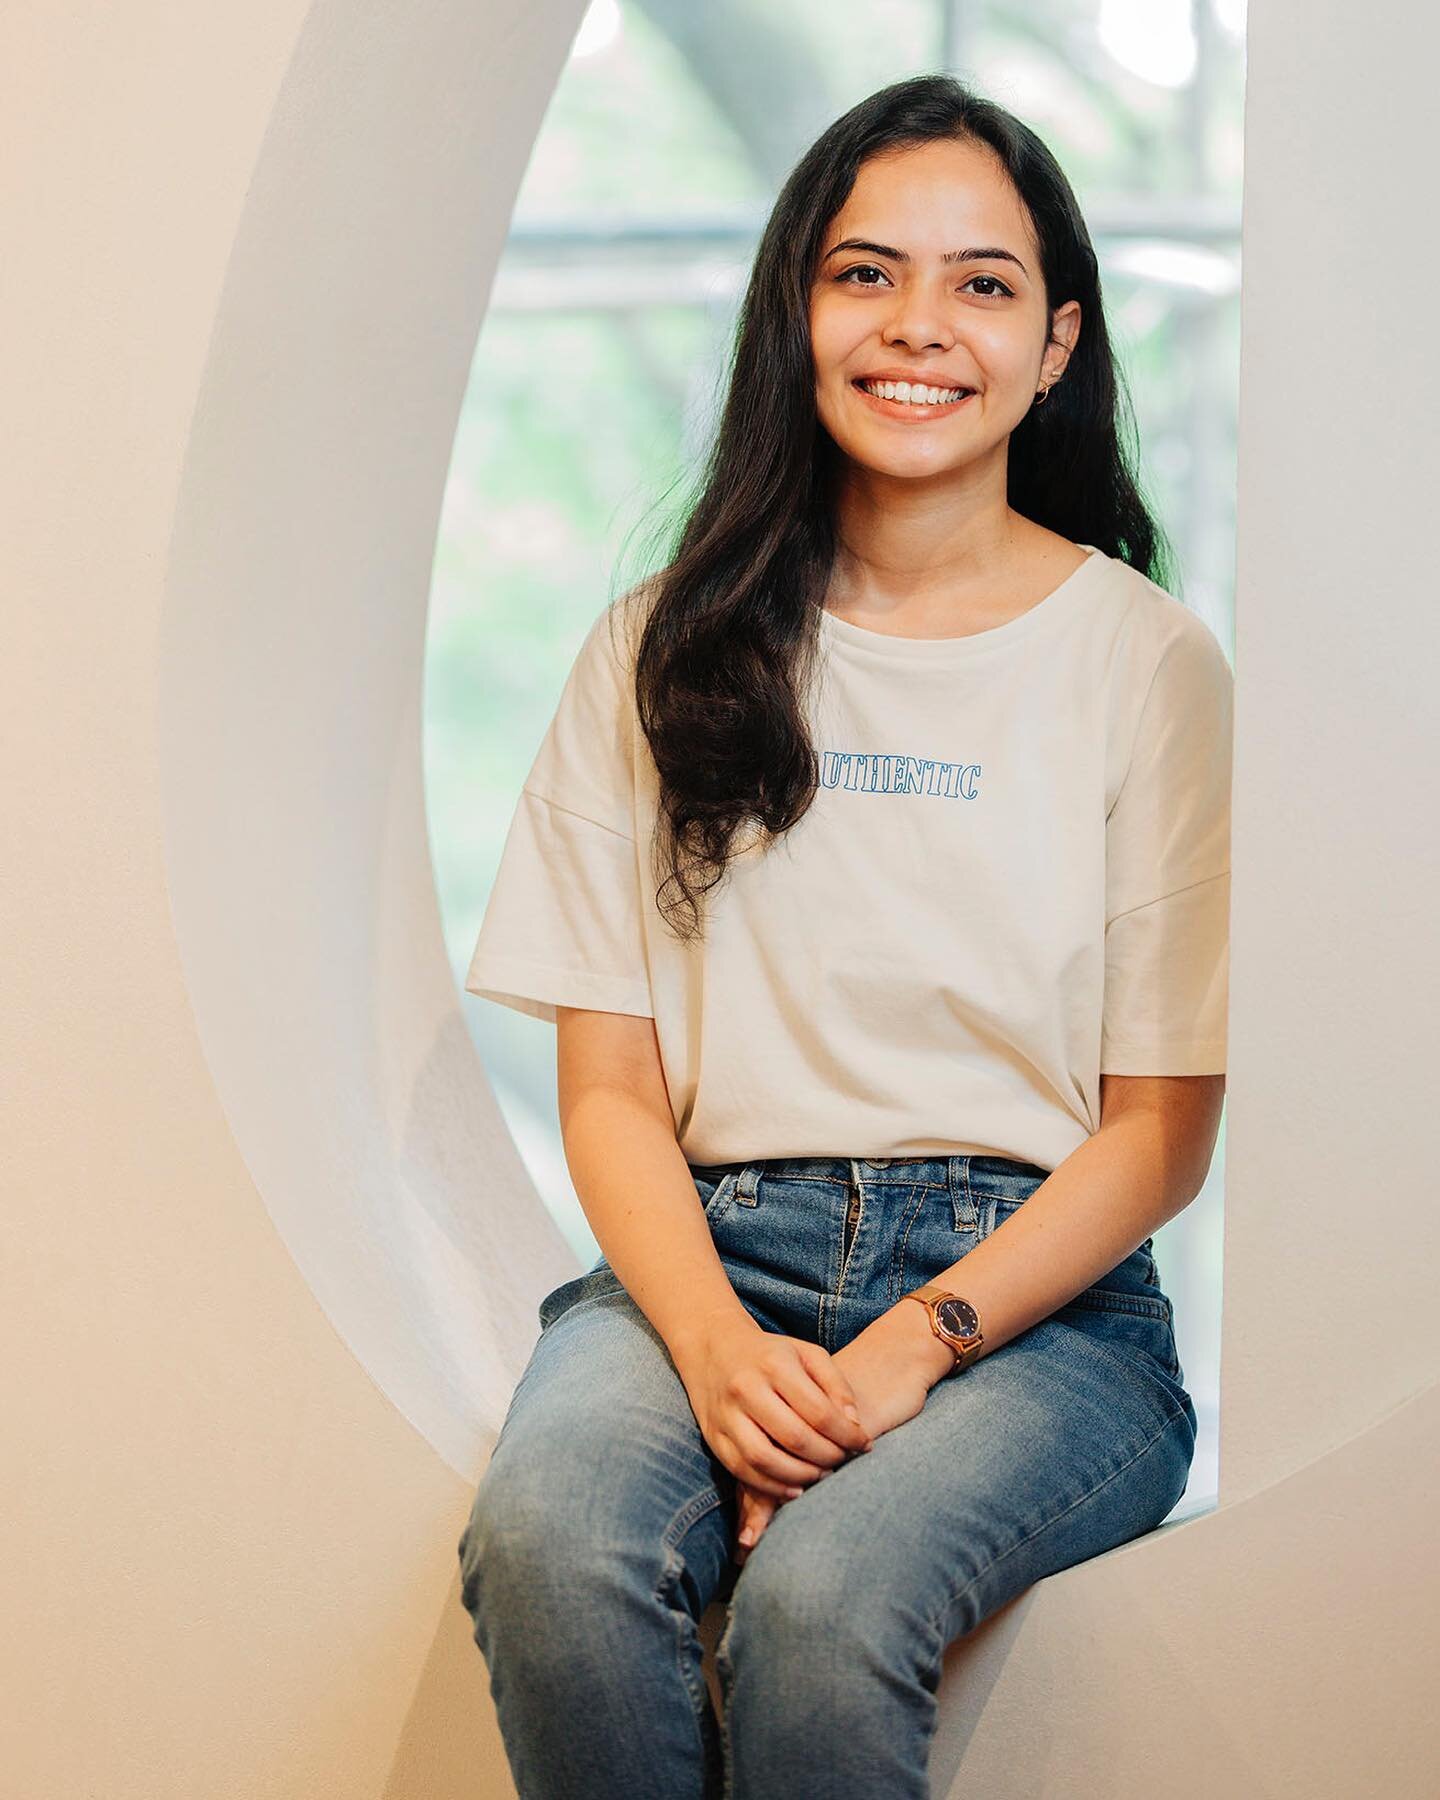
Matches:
[906,1283,984,1372]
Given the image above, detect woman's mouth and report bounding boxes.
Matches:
[851,378,976,421]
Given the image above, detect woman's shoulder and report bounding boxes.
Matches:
[1073,542,1223,652]
[596,571,668,674]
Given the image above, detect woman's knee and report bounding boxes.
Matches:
[457,1467,599,1659]
[455,1301,717,1623]
[724,1519,905,1668]
[458,1438,590,1597]
[458,1413,692,1631]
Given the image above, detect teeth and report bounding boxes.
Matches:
[860,380,968,405]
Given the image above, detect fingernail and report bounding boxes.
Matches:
[739,1529,756,1546]
[785,1486,804,1499]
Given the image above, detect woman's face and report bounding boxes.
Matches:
[809,138,1080,483]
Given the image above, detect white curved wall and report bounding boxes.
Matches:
[3,3,586,1795]
[2,2,1435,1796]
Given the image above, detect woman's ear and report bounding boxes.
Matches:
[1046,299,1082,382]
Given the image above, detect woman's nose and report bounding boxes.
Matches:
[881,295,955,352]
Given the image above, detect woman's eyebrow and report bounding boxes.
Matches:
[822,237,1028,277]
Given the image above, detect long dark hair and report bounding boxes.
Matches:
[615,72,1174,944]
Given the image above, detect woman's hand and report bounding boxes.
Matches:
[677,1312,873,1500]
[732,1306,941,1562]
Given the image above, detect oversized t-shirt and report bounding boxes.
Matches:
[464,545,1233,1171]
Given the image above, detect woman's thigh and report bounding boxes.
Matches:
[457,1272,736,1624]
[721,1307,1195,1652]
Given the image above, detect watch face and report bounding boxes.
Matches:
[936,1297,980,1341]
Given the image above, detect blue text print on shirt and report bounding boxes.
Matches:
[819,749,982,800]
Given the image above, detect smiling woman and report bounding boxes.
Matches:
[813,145,1074,456]
[457,70,1230,1800]
[611,103,1171,941]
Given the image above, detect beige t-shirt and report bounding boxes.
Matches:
[465,546,1233,1171]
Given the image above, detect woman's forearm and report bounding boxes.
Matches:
[882,1077,1224,1384]
[559,1082,756,1376]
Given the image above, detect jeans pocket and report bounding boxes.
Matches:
[693,1167,741,1223]
[537,1257,622,1332]
[973,1184,1045,1237]
[708,1170,740,1220]
[1057,1283,1181,1378]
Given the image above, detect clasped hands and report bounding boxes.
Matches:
[686,1305,943,1568]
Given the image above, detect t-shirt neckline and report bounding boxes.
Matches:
[816,544,1107,664]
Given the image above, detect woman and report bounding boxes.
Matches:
[457,72,1230,1800]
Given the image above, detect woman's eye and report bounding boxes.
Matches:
[834,266,1013,299]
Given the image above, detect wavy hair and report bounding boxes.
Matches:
[615,72,1174,943]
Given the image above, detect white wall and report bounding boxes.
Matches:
[2,3,581,1795]
[1217,5,1440,1506]
[2,2,1435,1795]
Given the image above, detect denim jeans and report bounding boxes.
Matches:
[457,1154,1197,1799]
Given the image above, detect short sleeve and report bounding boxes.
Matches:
[463,598,655,1024]
[1101,617,1234,1075]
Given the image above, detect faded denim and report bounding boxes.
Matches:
[457,1154,1197,1799]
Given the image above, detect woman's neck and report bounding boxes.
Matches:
[827,459,1028,606]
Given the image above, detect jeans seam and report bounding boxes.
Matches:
[924,1404,1190,1643]
[656,1492,727,1790]
[716,1602,738,1800]
[659,1486,724,1559]
[891,1183,933,1302]
[656,1538,720,1778]
[703,1169,739,1222]
[1059,1289,1173,1322]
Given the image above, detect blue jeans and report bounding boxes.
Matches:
[457,1155,1197,1799]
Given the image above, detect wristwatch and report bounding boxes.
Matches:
[902,1284,984,1373]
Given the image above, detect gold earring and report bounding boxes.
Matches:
[1035,381,1054,404]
